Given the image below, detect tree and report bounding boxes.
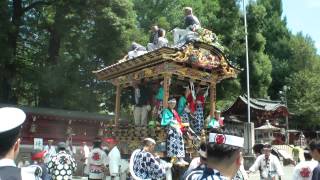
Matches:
[287,68,320,128]
[239,2,272,98]
[0,0,52,103]
[1,0,138,112]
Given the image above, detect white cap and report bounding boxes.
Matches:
[209,133,244,148]
[0,107,26,133]
[144,138,156,145]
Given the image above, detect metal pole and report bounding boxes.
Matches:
[243,0,251,123]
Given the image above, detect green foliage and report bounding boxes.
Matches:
[1,0,138,112]
[287,68,320,127]
[238,2,272,98]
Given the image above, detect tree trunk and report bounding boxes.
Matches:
[39,6,66,106]
[0,0,23,103]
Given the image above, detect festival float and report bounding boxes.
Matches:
[93,27,240,165]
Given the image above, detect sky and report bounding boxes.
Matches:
[282,0,320,54]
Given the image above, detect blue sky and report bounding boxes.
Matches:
[282,0,320,54]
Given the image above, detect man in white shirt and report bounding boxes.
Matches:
[292,148,318,180]
[44,140,56,155]
[87,138,108,180]
[147,28,168,51]
[248,144,284,180]
[0,107,41,180]
[83,142,90,163]
[104,137,121,180]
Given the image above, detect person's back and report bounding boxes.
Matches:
[130,138,167,180]
[186,130,244,180]
[293,148,318,180]
[87,139,108,180]
[47,142,76,180]
[293,160,318,180]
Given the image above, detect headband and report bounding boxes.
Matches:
[168,98,176,103]
[144,138,156,145]
[209,133,244,148]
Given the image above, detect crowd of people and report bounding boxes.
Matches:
[2,107,320,180]
[0,107,128,180]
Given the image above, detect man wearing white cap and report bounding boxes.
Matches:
[186,130,244,180]
[0,107,41,180]
[130,138,170,180]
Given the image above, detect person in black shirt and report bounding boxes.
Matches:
[172,7,201,45]
[149,25,159,45]
[184,7,201,30]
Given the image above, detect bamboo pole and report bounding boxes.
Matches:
[115,84,121,125]
[209,82,216,117]
[163,74,171,108]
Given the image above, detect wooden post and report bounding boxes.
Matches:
[209,82,216,117]
[115,84,121,125]
[163,73,171,108]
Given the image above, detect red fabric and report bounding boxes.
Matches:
[218,117,224,127]
[196,95,205,107]
[31,150,47,161]
[104,137,117,144]
[187,94,195,113]
[172,109,186,132]
[173,110,182,124]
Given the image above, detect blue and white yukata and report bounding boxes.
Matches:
[161,108,185,158]
[185,167,228,180]
[177,96,190,123]
[132,149,166,180]
[193,96,204,135]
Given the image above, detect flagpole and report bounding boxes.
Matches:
[243,0,250,123]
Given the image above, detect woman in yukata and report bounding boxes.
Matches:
[161,98,189,166]
[177,86,191,124]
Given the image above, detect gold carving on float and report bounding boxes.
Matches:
[162,44,194,62]
[162,44,221,69]
[220,56,236,77]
